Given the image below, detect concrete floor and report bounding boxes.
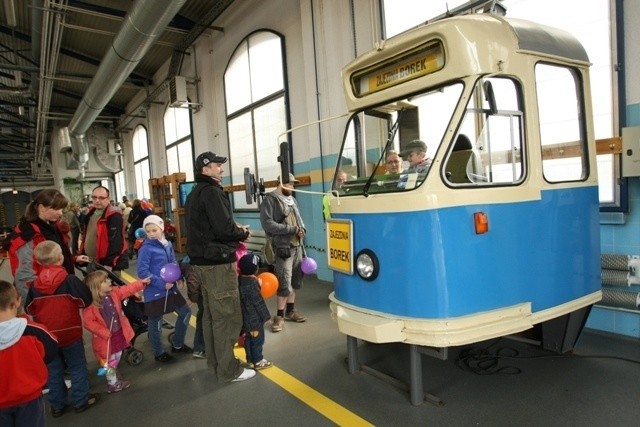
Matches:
[42,262,640,427]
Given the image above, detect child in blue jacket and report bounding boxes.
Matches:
[137,215,191,363]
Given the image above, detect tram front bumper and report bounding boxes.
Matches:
[329,292,534,347]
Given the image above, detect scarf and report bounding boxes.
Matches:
[273,190,305,230]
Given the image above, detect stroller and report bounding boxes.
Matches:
[79,262,149,366]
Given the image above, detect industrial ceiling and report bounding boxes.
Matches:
[0,0,233,187]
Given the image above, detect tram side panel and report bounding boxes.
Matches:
[332,186,601,322]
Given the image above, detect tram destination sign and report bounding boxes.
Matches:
[326,219,354,275]
[351,41,445,97]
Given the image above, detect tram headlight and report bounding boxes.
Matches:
[356,249,379,281]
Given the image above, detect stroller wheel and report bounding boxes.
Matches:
[162,319,174,330]
[167,332,175,348]
[126,349,144,366]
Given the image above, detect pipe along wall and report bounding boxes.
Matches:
[600,254,640,311]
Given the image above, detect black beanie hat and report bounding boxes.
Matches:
[238,254,260,275]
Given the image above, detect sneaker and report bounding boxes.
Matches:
[271,316,284,332]
[284,309,307,322]
[230,368,257,383]
[74,393,100,413]
[154,352,174,363]
[253,359,273,370]
[107,380,130,394]
[50,406,66,418]
[192,351,206,359]
[171,344,193,354]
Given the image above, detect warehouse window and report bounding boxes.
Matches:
[164,106,194,182]
[132,124,150,200]
[224,30,289,210]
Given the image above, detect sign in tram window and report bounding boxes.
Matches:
[327,219,354,274]
[351,41,445,97]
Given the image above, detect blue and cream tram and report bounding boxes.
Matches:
[326,14,601,354]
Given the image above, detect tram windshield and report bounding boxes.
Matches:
[334,75,527,195]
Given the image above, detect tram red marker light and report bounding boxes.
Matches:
[474,212,488,234]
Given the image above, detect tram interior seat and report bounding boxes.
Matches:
[445,134,480,184]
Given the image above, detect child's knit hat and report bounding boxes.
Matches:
[238,253,260,275]
[143,214,164,231]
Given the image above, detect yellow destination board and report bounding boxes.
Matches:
[352,41,444,97]
[326,219,353,275]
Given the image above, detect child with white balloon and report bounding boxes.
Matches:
[137,215,192,363]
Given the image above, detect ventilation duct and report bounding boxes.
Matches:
[58,127,72,153]
[67,0,188,174]
[170,76,188,107]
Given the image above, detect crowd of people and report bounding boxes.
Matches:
[0,149,310,425]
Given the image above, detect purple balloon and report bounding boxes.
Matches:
[301,257,317,275]
[160,262,181,282]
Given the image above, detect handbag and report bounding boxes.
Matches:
[263,235,276,265]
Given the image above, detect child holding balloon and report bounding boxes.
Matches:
[237,254,273,370]
[83,270,151,393]
[137,215,192,363]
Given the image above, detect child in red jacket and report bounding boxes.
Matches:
[25,240,99,417]
[0,280,58,427]
[83,270,150,393]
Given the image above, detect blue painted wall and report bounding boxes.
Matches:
[587,102,640,339]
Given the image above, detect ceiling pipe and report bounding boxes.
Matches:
[0,87,31,96]
[65,0,187,176]
[116,0,235,132]
[30,0,42,98]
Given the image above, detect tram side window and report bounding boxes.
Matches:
[450,77,524,185]
[535,64,587,182]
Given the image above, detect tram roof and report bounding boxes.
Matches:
[342,14,590,112]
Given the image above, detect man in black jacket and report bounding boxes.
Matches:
[185,151,254,383]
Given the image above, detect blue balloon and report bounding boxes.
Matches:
[134,227,146,239]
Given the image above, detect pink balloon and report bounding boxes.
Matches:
[160,262,181,282]
[301,257,317,275]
